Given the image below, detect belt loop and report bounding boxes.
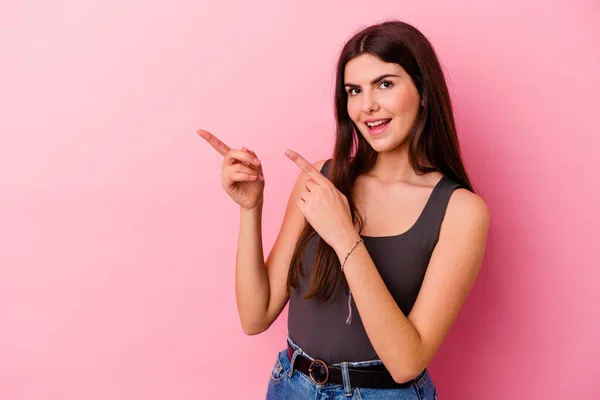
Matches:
[341,362,352,396]
[289,349,300,377]
[286,335,297,377]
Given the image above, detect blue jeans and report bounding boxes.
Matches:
[266,335,437,399]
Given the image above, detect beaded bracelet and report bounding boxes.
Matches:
[340,238,363,325]
[341,238,364,272]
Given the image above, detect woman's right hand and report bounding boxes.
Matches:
[197,129,265,212]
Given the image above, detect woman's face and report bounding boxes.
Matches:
[344,54,422,153]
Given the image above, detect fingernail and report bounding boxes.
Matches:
[253,158,260,165]
[285,149,292,157]
[258,175,264,181]
[242,146,247,151]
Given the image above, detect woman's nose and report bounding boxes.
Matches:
[361,92,379,113]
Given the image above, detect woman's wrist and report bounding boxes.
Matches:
[241,201,263,216]
[332,229,363,263]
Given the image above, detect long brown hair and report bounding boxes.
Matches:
[287,20,474,302]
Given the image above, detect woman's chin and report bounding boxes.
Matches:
[369,138,409,154]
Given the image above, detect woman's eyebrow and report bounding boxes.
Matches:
[344,74,400,87]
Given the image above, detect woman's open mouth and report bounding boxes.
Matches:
[365,118,392,136]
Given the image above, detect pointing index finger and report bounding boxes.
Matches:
[197,129,231,156]
[284,149,328,185]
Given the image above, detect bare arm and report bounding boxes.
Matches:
[235,206,269,334]
[331,189,490,382]
[235,159,327,335]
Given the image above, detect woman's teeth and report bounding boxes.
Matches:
[366,119,391,127]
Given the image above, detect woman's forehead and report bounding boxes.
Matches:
[344,55,405,82]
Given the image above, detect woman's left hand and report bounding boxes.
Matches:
[284,149,359,252]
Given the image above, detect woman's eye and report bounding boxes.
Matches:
[348,88,360,96]
[379,80,393,89]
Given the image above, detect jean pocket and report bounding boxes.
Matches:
[269,350,290,383]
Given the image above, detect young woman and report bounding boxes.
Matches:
[198,20,489,400]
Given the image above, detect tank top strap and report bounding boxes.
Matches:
[417,175,465,244]
[320,158,333,176]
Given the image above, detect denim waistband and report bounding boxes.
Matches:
[285,334,429,393]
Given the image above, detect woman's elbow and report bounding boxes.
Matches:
[240,320,270,336]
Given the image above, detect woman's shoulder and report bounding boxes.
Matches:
[445,185,490,233]
[313,159,332,178]
[314,159,329,171]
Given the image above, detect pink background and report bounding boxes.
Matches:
[2,1,599,399]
